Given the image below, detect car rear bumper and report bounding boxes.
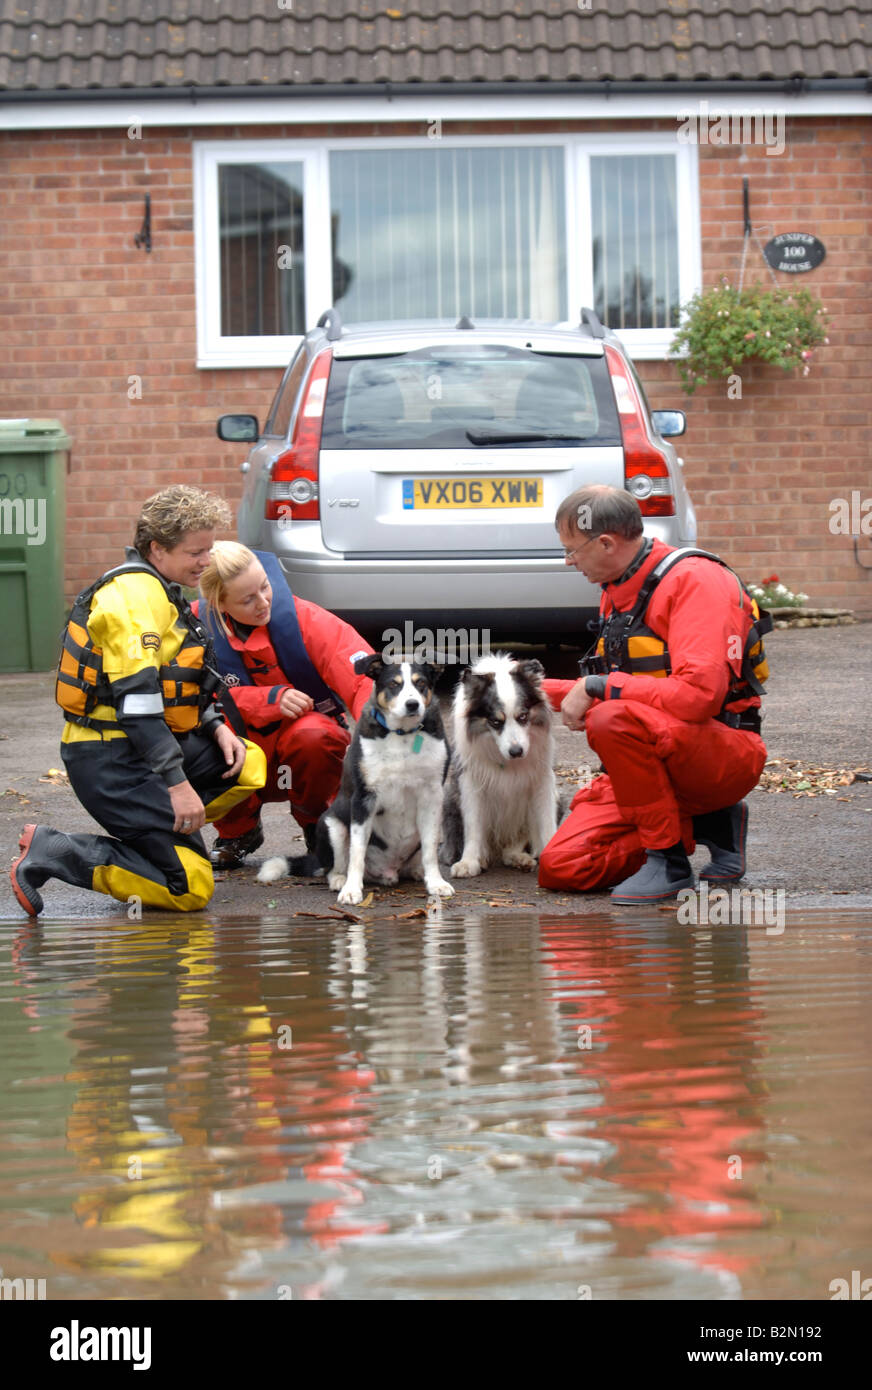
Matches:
[255,518,695,639]
[271,524,592,609]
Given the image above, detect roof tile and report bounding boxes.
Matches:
[0,0,869,93]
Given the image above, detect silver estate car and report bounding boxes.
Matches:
[218,308,696,647]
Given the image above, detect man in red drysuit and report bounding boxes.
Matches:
[539,486,768,904]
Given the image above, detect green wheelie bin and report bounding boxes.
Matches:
[0,419,71,672]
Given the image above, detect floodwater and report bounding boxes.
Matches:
[1,909,870,1301]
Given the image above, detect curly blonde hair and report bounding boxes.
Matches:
[134,485,232,556]
[199,540,259,634]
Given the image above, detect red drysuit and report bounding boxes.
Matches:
[539,540,767,892]
[204,600,373,837]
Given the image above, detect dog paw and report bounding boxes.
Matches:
[502,849,537,871]
[327,871,347,892]
[426,877,455,898]
[337,881,364,906]
[257,857,287,884]
[450,857,482,878]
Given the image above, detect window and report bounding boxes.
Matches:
[263,346,308,438]
[328,146,566,322]
[195,137,698,368]
[219,162,305,337]
[320,348,621,451]
[590,154,680,331]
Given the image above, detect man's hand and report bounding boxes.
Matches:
[279,688,315,721]
[169,780,206,834]
[561,679,595,732]
[214,722,247,779]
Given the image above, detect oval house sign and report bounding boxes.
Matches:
[763,233,826,274]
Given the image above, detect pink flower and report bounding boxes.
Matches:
[744,331,757,340]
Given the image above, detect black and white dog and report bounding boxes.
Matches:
[258,654,455,906]
[448,653,560,878]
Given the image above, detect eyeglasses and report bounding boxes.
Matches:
[562,533,600,560]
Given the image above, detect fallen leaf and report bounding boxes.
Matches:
[359,891,374,908]
[293,906,363,923]
[757,760,871,797]
[38,768,69,785]
[397,907,427,919]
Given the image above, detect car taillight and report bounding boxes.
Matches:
[265,350,332,524]
[604,344,675,517]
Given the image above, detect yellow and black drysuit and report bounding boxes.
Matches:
[46,548,266,910]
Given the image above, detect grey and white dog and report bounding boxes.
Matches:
[448,653,560,878]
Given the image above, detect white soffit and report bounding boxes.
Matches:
[2,90,871,131]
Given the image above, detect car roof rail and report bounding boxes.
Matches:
[580,306,606,339]
[456,315,475,330]
[316,308,343,341]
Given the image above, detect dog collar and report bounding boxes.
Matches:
[372,708,424,735]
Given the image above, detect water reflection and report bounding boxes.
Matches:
[1,911,870,1300]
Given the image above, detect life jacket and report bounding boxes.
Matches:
[198,550,344,719]
[590,547,772,731]
[57,559,224,735]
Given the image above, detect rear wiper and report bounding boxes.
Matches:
[465,429,586,445]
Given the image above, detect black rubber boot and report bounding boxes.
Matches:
[10,823,97,917]
[210,819,264,870]
[693,802,748,882]
[610,841,696,904]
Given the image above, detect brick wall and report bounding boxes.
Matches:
[645,118,872,617]
[0,116,869,616]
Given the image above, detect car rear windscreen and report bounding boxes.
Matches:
[320,346,622,449]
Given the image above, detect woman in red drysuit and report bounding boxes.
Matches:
[196,542,373,867]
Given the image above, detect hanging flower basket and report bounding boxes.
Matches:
[669,280,830,394]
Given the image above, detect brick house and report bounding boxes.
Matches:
[1,1,871,617]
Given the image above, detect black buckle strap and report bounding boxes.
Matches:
[716,709,762,734]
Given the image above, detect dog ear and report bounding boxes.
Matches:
[355,652,383,678]
[461,666,494,688]
[461,669,495,706]
[518,658,545,684]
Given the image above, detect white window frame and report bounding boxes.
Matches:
[194,134,699,369]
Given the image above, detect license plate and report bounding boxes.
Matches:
[402,477,543,509]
